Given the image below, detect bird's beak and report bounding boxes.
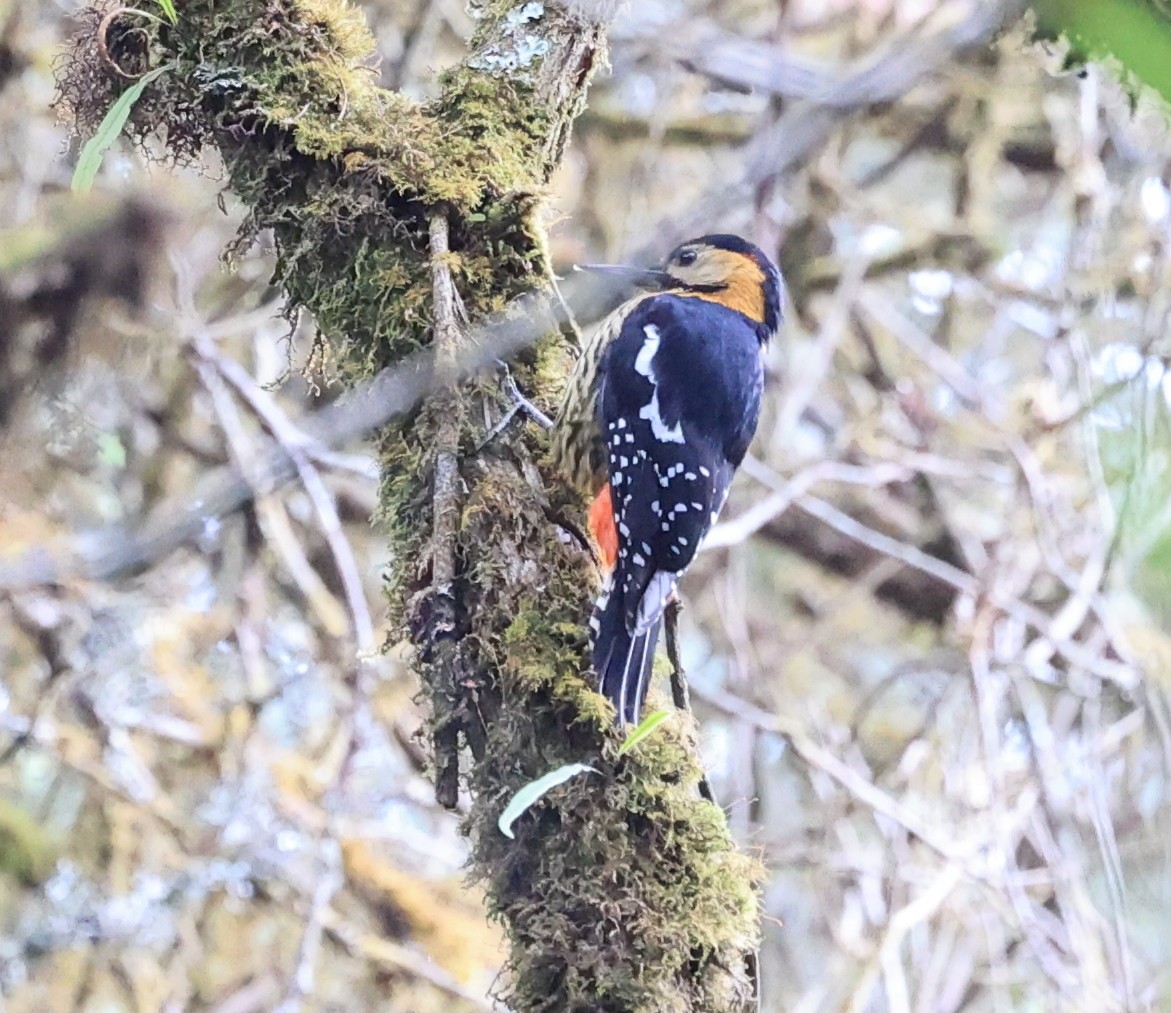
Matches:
[574,263,674,290]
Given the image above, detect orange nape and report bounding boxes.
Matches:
[588,483,619,572]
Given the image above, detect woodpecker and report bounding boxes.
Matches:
[552,234,782,726]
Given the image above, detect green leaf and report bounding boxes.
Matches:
[71,64,173,194]
[617,709,671,756]
[152,0,178,24]
[1030,0,1171,106]
[497,763,597,839]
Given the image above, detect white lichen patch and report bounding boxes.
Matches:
[506,1,545,28]
[467,1,549,76]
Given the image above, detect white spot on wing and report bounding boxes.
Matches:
[631,323,684,444]
[639,390,684,444]
[634,325,661,378]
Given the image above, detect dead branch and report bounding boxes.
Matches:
[427,210,468,810]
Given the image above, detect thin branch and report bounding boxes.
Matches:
[663,601,715,806]
[428,210,468,811]
[191,334,376,654]
[702,458,913,552]
[795,492,1135,685]
[281,845,343,1010]
[856,288,984,408]
[846,862,966,1013]
[320,908,501,1011]
[670,0,1026,239]
[627,1,1017,108]
[188,339,351,637]
[690,682,964,861]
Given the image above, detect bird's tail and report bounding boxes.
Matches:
[590,583,662,727]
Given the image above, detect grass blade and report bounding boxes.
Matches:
[152,0,178,25]
[497,763,597,839]
[71,64,172,194]
[617,709,671,756]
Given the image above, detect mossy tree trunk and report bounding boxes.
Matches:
[59,1,761,1008]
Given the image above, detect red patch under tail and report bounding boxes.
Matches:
[588,483,618,573]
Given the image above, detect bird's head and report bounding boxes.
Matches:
[579,234,783,342]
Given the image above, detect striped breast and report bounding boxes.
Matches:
[551,294,651,493]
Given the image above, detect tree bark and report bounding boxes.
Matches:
[58,1,761,1008]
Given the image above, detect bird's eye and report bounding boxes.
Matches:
[677,249,697,266]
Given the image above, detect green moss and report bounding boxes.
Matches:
[430,71,551,202]
[468,680,764,1010]
[58,0,554,381]
[291,0,377,60]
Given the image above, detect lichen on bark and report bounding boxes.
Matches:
[56,0,762,1008]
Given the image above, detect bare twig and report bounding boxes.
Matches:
[497,359,554,430]
[845,862,966,1013]
[691,682,964,861]
[206,976,282,1013]
[188,339,351,638]
[669,0,1026,239]
[320,908,500,1011]
[856,289,984,407]
[428,210,468,811]
[191,334,376,654]
[280,844,343,1011]
[788,491,1135,687]
[702,458,913,552]
[663,600,715,806]
[627,1,1017,109]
